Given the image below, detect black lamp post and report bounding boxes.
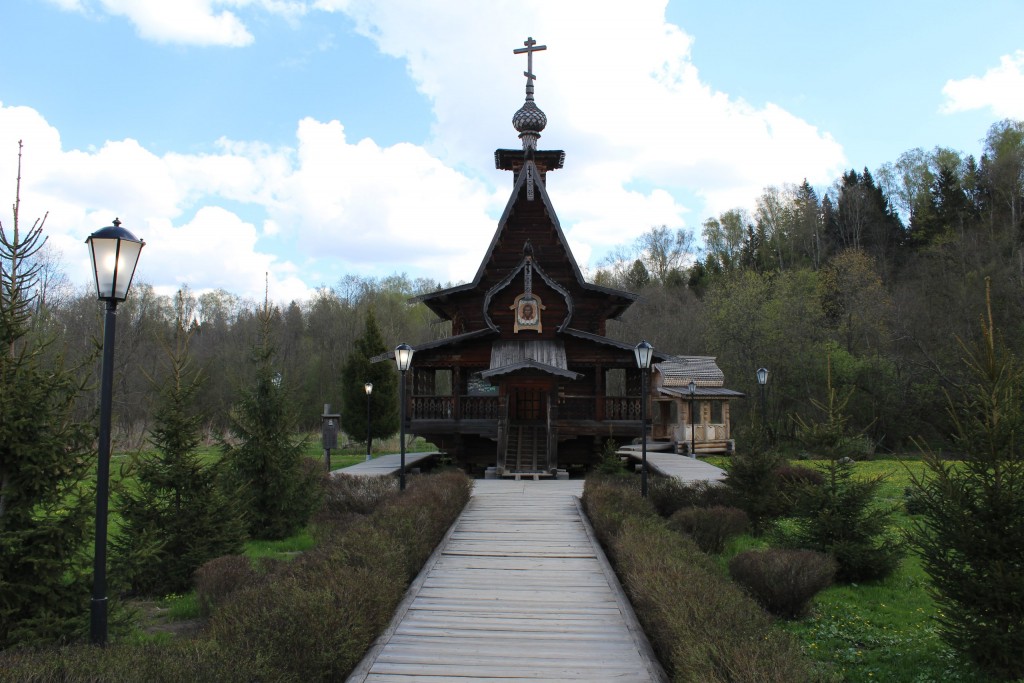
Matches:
[394,343,414,491]
[364,382,373,462]
[757,367,769,437]
[634,340,654,497]
[85,218,144,647]
[688,379,697,458]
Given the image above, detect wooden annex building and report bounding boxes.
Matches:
[398,39,741,477]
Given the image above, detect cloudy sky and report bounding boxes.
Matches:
[2,0,1023,303]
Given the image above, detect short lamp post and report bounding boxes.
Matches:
[757,367,769,437]
[364,382,373,461]
[394,343,414,491]
[688,380,697,458]
[85,218,144,647]
[634,340,654,498]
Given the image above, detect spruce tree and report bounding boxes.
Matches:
[0,142,93,646]
[910,280,1024,680]
[340,308,398,452]
[112,289,245,595]
[223,294,322,540]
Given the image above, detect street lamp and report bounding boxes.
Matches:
[364,382,373,462]
[85,218,144,646]
[688,379,697,458]
[757,367,769,438]
[634,340,654,497]
[394,343,414,491]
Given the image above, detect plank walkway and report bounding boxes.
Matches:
[333,451,441,477]
[618,446,726,483]
[346,480,668,683]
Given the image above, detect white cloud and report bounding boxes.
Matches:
[7,0,852,301]
[942,50,1024,118]
[45,0,306,47]
[318,0,846,256]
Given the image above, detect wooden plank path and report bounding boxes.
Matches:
[334,451,441,477]
[618,446,726,483]
[347,480,668,683]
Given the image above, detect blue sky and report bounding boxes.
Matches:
[2,0,1022,303]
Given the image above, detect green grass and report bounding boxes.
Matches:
[244,528,315,559]
[705,456,996,682]
[781,554,986,682]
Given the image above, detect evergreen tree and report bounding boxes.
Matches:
[112,289,245,595]
[784,456,903,582]
[909,280,1024,680]
[223,294,322,540]
[0,142,93,646]
[785,353,904,581]
[340,308,398,450]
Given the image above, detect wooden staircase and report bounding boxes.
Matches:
[504,422,548,475]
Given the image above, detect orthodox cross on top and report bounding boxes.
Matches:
[513,36,547,86]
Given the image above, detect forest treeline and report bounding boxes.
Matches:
[28,118,1024,453]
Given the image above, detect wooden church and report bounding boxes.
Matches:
[399,38,740,476]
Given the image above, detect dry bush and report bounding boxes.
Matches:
[581,477,657,549]
[648,478,732,517]
[584,478,815,682]
[0,640,261,683]
[612,516,816,682]
[208,568,404,682]
[193,555,260,618]
[728,548,837,619]
[668,505,750,554]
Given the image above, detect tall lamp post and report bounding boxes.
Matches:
[756,367,769,438]
[688,380,697,458]
[86,218,144,647]
[364,382,373,461]
[634,340,654,497]
[394,343,414,491]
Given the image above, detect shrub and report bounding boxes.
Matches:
[209,568,403,682]
[668,506,749,554]
[312,474,398,543]
[728,548,836,619]
[207,470,472,682]
[611,516,816,682]
[584,475,816,681]
[321,474,399,516]
[193,554,260,618]
[648,478,732,517]
[0,640,263,683]
[582,477,656,548]
[721,449,789,532]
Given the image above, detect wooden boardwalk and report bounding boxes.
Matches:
[333,451,441,477]
[618,446,726,483]
[347,480,667,683]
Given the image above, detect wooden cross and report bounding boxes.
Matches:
[513,36,546,83]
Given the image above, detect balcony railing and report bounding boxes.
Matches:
[410,394,641,422]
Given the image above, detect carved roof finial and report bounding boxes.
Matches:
[512,36,548,151]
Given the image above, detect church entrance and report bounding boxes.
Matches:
[502,380,554,474]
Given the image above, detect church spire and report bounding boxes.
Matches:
[511,36,547,151]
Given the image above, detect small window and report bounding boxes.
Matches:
[605,368,627,397]
[710,400,724,424]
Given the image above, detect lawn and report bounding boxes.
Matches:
[706,455,994,682]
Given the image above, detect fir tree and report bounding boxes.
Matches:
[223,292,322,540]
[784,351,903,581]
[340,308,398,452]
[910,279,1024,680]
[0,142,93,646]
[112,289,245,595]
